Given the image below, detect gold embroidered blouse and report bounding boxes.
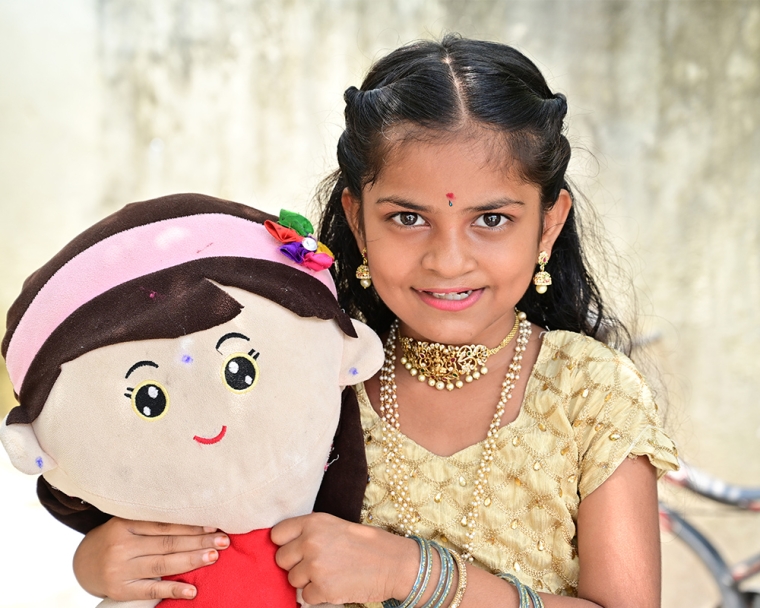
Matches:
[355,330,678,602]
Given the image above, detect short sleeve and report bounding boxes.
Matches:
[570,342,679,500]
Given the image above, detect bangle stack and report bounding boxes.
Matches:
[383,536,543,608]
[383,537,467,608]
[497,572,545,608]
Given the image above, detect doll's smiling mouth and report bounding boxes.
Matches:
[193,426,227,445]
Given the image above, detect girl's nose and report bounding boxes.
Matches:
[421,227,476,278]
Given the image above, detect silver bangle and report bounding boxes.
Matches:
[384,536,433,608]
[497,572,544,608]
[422,542,454,608]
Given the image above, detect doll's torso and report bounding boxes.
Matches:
[160,529,296,607]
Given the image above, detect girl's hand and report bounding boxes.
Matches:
[272,512,418,605]
[73,517,229,601]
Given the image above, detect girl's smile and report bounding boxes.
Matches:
[414,287,483,311]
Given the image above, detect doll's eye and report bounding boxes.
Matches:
[221,351,259,393]
[130,380,170,420]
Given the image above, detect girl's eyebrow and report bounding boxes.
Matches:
[215,332,250,352]
[376,196,431,212]
[125,360,159,379]
[467,198,525,212]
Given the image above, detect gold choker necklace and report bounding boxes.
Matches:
[399,311,520,391]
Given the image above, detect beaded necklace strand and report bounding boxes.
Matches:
[380,312,532,562]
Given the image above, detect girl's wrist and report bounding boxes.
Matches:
[388,534,424,602]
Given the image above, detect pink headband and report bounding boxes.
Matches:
[5,213,337,391]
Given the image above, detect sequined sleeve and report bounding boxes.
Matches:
[567,340,679,500]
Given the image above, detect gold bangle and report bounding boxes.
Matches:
[449,549,468,608]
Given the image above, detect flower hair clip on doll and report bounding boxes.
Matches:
[264,209,334,271]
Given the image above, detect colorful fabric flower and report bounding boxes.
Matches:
[265,210,334,271]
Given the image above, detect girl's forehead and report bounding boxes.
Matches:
[367,136,540,204]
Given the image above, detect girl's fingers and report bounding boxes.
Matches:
[129,548,220,580]
[140,531,229,556]
[125,520,216,537]
[285,560,312,593]
[274,539,304,572]
[270,515,306,546]
[123,578,198,601]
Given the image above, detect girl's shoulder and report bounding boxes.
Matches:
[529,328,662,447]
[534,329,646,392]
[530,329,678,498]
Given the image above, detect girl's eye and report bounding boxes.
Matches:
[221,352,259,393]
[475,213,508,228]
[130,381,170,420]
[392,212,424,227]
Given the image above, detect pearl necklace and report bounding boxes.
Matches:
[380,312,532,562]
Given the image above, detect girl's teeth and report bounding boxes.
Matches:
[430,290,472,301]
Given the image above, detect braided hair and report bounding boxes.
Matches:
[317,34,631,353]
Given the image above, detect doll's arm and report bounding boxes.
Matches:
[37,476,113,534]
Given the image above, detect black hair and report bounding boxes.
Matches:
[317,34,631,351]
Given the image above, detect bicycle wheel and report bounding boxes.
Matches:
[660,503,749,608]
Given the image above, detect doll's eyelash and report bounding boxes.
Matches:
[124,387,134,399]
[248,349,260,360]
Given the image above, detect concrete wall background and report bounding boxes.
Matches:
[1,1,758,606]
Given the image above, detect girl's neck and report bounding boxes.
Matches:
[364,321,547,458]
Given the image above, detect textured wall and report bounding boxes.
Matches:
[1,1,759,606]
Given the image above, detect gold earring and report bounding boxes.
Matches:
[533,251,551,294]
[356,248,372,289]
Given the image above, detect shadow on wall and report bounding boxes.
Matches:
[0,358,14,418]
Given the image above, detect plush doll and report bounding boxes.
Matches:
[0,193,383,607]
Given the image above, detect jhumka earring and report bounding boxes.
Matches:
[356,248,372,289]
[533,251,551,294]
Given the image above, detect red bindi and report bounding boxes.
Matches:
[446,192,455,199]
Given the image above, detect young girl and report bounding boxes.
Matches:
[71,35,678,607]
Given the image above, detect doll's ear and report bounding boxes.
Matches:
[338,319,384,386]
[0,415,57,475]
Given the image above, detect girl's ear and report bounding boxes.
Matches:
[338,319,384,386]
[340,188,364,248]
[540,189,573,254]
[0,415,57,475]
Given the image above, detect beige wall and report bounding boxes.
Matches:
[1,1,759,606]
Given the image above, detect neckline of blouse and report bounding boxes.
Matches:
[356,328,559,461]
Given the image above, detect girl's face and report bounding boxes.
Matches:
[343,133,571,345]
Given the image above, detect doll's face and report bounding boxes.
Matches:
[33,285,371,532]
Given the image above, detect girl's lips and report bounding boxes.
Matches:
[415,288,483,311]
[193,425,227,445]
